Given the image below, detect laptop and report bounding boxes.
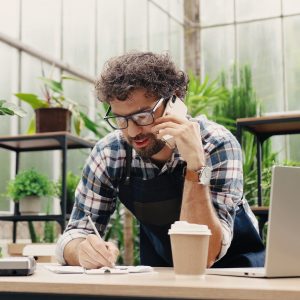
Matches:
[206,166,300,278]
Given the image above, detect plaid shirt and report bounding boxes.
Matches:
[56,115,258,264]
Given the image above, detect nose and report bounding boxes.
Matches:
[127,119,142,137]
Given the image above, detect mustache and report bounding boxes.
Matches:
[128,133,156,143]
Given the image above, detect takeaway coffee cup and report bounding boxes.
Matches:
[168,221,211,276]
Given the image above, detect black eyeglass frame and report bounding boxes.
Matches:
[103,97,167,130]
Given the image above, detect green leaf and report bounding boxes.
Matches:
[79,112,100,136]
[26,118,36,134]
[39,77,63,94]
[61,74,82,82]
[0,107,14,115]
[15,93,48,109]
[73,113,83,136]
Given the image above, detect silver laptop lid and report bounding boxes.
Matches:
[265,166,300,277]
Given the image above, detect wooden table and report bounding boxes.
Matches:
[0,265,300,300]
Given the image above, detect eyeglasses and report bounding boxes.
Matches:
[104,97,166,130]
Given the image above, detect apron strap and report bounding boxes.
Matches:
[124,142,132,185]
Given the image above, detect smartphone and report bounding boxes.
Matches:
[0,256,36,276]
[161,95,188,149]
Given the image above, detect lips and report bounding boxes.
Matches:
[133,137,149,148]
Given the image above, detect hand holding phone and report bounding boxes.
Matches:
[161,96,188,148]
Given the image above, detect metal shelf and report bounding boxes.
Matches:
[0,132,95,242]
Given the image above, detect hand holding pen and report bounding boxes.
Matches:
[77,215,119,269]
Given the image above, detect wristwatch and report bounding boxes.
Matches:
[185,166,212,185]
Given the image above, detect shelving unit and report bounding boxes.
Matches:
[0,132,95,242]
[236,113,300,235]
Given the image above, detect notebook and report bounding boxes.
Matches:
[206,166,300,278]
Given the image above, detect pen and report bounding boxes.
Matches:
[87,215,115,268]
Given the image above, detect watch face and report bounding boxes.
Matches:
[199,167,212,185]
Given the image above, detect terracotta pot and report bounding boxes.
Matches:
[35,107,72,133]
[19,196,41,215]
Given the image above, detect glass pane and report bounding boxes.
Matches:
[170,20,184,69]
[21,0,61,57]
[0,0,19,37]
[289,135,300,161]
[169,0,184,68]
[201,25,235,80]
[125,0,147,51]
[237,19,284,113]
[63,0,96,75]
[169,0,184,22]
[97,0,125,72]
[236,0,281,22]
[151,0,168,10]
[149,1,169,52]
[284,16,300,111]
[283,0,300,15]
[200,0,234,27]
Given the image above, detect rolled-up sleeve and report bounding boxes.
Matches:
[204,125,244,260]
[55,141,119,265]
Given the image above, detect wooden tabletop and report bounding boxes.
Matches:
[0,265,300,300]
[236,114,300,135]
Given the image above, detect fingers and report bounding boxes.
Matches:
[105,241,120,264]
[78,234,119,269]
[152,119,199,141]
[155,114,187,125]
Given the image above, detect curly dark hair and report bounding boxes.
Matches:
[95,51,188,103]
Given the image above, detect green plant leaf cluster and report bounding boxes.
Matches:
[7,168,58,201]
[0,100,26,117]
[185,74,228,117]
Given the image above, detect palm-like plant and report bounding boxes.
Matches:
[185,73,228,117]
[212,65,277,206]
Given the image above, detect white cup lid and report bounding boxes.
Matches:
[168,221,211,235]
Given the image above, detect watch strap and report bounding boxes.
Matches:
[185,168,200,182]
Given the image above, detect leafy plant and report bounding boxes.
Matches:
[185,73,228,117]
[7,168,58,202]
[14,75,101,136]
[211,65,278,206]
[0,100,26,117]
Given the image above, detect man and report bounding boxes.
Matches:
[56,52,265,268]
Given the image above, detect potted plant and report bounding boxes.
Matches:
[14,75,100,136]
[7,168,57,215]
[0,100,26,117]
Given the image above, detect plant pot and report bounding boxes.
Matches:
[19,196,41,215]
[35,107,72,133]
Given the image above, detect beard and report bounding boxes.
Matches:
[127,133,166,159]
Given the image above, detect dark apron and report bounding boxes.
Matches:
[118,144,265,267]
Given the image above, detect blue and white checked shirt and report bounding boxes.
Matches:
[56,115,258,264]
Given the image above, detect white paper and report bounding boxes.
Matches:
[44,265,84,274]
[85,265,153,274]
[44,264,153,275]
